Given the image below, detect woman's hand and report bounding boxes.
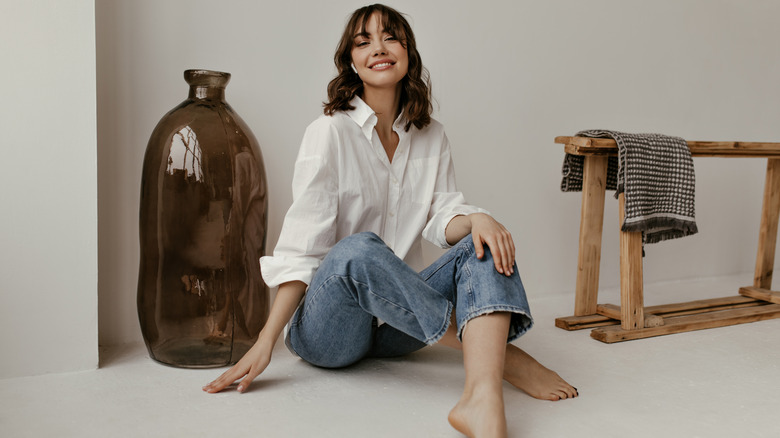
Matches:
[202,335,274,394]
[448,213,515,276]
[470,213,515,276]
[202,280,307,394]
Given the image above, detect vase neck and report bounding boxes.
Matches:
[188,86,226,101]
[184,69,230,101]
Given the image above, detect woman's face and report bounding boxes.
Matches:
[350,12,409,92]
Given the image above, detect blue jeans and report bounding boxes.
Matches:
[286,232,533,368]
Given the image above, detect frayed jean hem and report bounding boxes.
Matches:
[457,305,534,343]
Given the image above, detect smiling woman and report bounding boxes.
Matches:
[324,4,431,133]
[202,4,577,438]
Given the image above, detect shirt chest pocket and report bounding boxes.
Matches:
[406,158,438,205]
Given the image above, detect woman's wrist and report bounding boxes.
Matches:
[255,327,278,348]
[251,280,307,350]
[445,214,472,245]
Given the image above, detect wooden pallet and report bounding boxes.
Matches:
[555,136,780,343]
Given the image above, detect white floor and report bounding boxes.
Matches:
[2,274,779,438]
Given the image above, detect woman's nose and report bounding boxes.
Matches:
[371,41,387,56]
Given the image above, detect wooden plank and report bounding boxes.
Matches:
[753,158,780,289]
[597,297,766,319]
[591,304,780,343]
[740,286,780,305]
[556,136,780,158]
[644,295,766,317]
[557,296,766,331]
[555,314,619,331]
[619,193,644,330]
[595,303,621,320]
[597,304,664,327]
[564,143,614,156]
[574,155,608,316]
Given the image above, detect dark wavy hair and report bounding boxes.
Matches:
[323,4,432,131]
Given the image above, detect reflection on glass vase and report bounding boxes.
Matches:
[138,69,269,368]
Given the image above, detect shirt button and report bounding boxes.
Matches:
[389,211,395,217]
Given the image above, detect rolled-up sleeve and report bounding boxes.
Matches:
[260,119,340,288]
[422,133,489,248]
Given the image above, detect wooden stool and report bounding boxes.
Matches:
[555,136,780,342]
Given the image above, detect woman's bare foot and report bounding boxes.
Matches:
[503,345,578,401]
[448,384,507,438]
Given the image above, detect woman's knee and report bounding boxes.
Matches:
[451,234,487,262]
[290,330,369,369]
[335,231,385,253]
[323,232,389,268]
[456,235,522,279]
[299,348,365,369]
[453,234,477,254]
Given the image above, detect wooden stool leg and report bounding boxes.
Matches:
[574,155,608,316]
[619,193,644,330]
[753,158,780,289]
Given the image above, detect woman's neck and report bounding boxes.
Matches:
[362,85,402,162]
[362,86,402,136]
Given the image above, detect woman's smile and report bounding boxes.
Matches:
[369,60,395,70]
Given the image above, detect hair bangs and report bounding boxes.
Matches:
[352,5,408,47]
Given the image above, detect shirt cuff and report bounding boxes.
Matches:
[259,255,321,288]
[423,206,491,249]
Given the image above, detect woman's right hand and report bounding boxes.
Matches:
[202,280,308,394]
[202,335,274,394]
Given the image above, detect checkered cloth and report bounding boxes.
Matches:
[561,130,698,244]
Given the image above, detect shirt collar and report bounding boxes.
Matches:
[346,96,408,142]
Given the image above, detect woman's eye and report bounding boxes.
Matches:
[385,36,396,41]
[356,41,369,47]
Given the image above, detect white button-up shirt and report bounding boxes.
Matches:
[260,97,488,288]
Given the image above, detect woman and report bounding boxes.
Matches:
[203,4,577,437]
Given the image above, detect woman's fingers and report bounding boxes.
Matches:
[203,346,272,394]
[469,213,516,276]
[472,233,485,259]
[484,229,515,276]
[488,236,505,274]
[502,230,515,275]
[203,364,248,393]
[237,363,267,393]
[494,232,512,275]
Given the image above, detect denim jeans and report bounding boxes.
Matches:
[286,232,533,368]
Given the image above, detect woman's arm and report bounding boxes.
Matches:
[446,213,515,276]
[202,119,343,394]
[202,280,307,393]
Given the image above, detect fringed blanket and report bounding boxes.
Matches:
[561,130,698,244]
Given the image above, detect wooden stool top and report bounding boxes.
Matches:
[556,136,780,158]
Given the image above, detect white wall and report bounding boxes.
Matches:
[96,0,780,346]
[0,0,98,378]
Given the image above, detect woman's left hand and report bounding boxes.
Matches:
[469,213,515,276]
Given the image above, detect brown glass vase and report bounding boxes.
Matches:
[138,69,269,368]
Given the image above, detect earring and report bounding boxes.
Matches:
[351,63,358,74]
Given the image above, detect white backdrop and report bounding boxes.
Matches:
[1,0,97,378]
[96,0,780,347]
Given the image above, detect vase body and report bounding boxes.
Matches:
[138,69,269,368]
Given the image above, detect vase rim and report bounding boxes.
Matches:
[184,69,231,88]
